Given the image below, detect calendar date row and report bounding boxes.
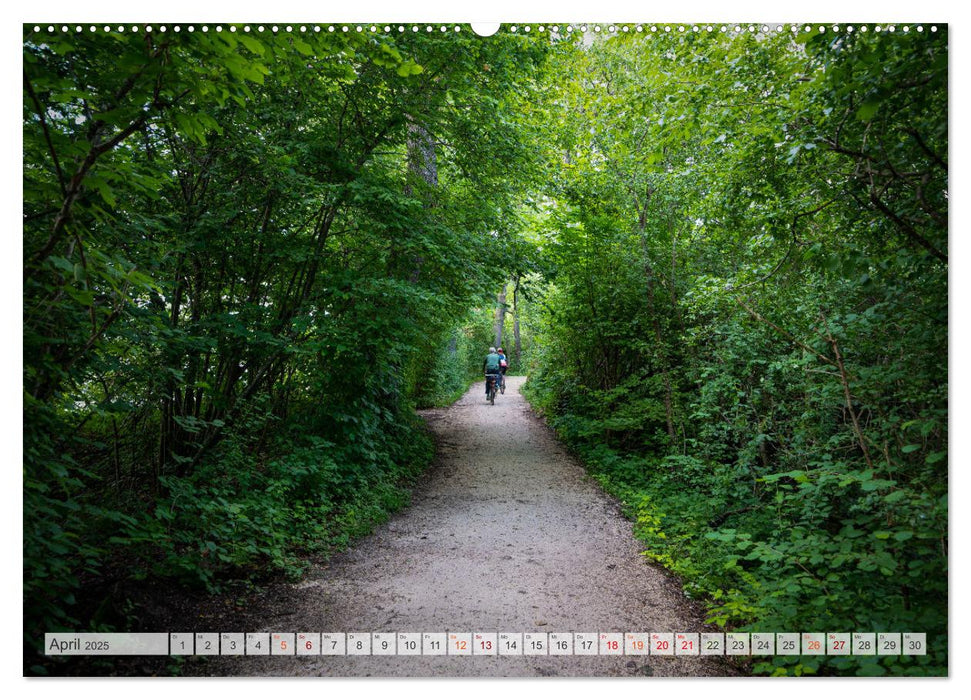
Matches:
[46,632,927,656]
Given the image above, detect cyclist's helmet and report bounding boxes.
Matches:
[497,347,504,353]
[489,347,496,353]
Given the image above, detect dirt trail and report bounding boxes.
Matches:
[199,377,734,677]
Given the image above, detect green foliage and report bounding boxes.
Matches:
[523,26,947,676]
[410,309,499,408]
[23,23,551,661]
[130,412,432,589]
[24,24,947,678]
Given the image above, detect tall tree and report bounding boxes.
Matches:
[493,281,508,348]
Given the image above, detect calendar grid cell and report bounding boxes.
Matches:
[827,633,850,656]
[776,632,799,655]
[423,632,446,655]
[296,632,320,656]
[599,632,623,655]
[651,632,674,656]
[701,632,724,656]
[878,632,902,656]
[169,633,193,656]
[321,633,346,655]
[626,632,650,656]
[347,632,371,655]
[852,632,875,656]
[802,632,825,656]
[498,632,523,655]
[751,632,774,655]
[220,633,244,656]
[574,632,598,655]
[524,632,548,656]
[271,632,295,655]
[902,633,926,656]
[195,633,219,656]
[372,632,396,655]
[675,633,700,656]
[245,632,269,656]
[448,632,472,656]
[398,632,422,655]
[549,632,573,655]
[474,632,498,655]
[726,632,749,656]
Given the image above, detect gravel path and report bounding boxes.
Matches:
[197,376,734,677]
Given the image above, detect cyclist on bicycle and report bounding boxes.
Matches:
[483,346,502,398]
[497,347,508,389]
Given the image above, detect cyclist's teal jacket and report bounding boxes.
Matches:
[484,352,501,372]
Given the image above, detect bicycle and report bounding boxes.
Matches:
[486,373,499,405]
[499,372,506,394]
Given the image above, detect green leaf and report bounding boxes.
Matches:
[292,38,314,56]
[396,60,424,77]
[237,34,266,56]
[794,29,816,45]
[49,256,74,273]
[856,100,880,122]
[861,478,896,492]
[92,179,117,207]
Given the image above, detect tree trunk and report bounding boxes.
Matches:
[405,120,437,284]
[512,274,522,366]
[637,189,677,445]
[494,281,508,348]
[406,121,438,192]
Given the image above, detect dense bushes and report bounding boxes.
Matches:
[523,27,947,676]
[133,412,433,589]
[411,309,500,408]
[23,26,549,659]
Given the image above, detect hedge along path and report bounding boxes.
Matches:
[201,376,734,677]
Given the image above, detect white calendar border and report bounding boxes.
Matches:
[8,2,963,699]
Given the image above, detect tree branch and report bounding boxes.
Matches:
[735,297,837,369]
[820,310,875,471]
[23,70,67,198]
[869,190,947,264]
[906,128,947,172]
